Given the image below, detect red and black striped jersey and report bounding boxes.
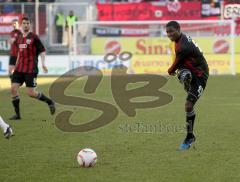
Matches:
[169,33,209,79]
[15,32,45,74]
[10,29,22,57]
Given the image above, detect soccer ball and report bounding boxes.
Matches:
[77,148,97,167]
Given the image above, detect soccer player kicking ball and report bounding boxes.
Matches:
[166,21,209,150]
[10,17,55,120]
[0,116,13,139]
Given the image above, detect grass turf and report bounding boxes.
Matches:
[0,75,240,182]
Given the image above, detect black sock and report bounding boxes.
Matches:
[12,96,20,116]
[37,92,53,105]
[186,110,195,138]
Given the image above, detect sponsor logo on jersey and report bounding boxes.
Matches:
[19,44,27,49]
[26,39,31,44]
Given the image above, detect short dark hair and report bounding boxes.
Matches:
[21,17,31,23]
[12,19,18,23]
[166,21,180,30]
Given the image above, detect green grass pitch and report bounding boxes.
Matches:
[0,75,240,182]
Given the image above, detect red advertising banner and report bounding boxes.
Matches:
[97,2,217,21]
[0,14,23,35]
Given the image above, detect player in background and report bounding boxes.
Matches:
[166,21,209,150]
[10,17,55,120]
[8,19,22,82]
[0,116,13,139]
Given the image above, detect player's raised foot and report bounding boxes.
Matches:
[179,134,196,151]
[4,126,14,139]
[48,102,56,115]
[9,114,21,120]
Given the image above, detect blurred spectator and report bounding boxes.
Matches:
[66,10,78,34]
[66,10,78,47]
[55,10,65,43]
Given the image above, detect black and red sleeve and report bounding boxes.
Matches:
[168,44,190,74]
[34,36,46,55]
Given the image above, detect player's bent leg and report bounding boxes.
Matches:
[177,69,192,92]
[0,116,14,139]
[26,87,38,97]
[10,83,21,120]
[25,73,56,115]
[179,100,196,150]
[27,88,56,115]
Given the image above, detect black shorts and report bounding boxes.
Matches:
[12,71,37,87]
[186,74,208,104]
[9,56,17,65]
